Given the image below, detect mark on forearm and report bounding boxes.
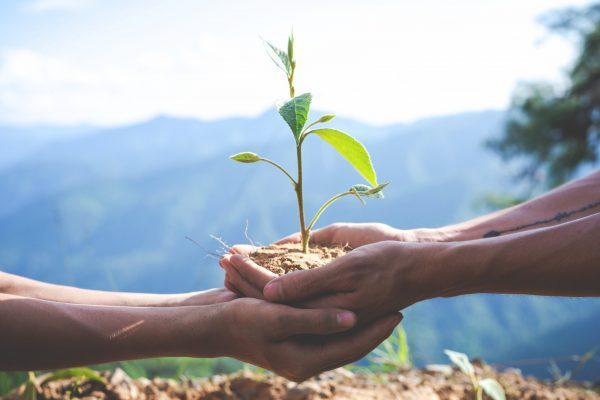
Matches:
[483,200,600,238]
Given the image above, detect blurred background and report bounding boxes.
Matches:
[0,0,599,389]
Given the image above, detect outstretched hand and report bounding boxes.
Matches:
[219,298,402,381]
[275,222,416,248]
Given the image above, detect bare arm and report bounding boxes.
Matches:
[0,271,235,307]
[439,211,600,297]
[431,169,600,241]
[0,293,215,370]
[0,292,400,381]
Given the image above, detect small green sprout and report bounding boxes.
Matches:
[369,326,412,371]
[445,350,506,400]
[231,32,387,253]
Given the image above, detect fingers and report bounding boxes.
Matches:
[263,259,343,303]
[274,232,301,244]
[223,261,265,299]
[310,313,403,370]
[229,254,277,291]
[272,306,358,339]
[230,244,255,255]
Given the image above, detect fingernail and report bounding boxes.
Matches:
[264,281,282,300]
[336,312,356,328]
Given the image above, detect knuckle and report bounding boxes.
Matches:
[321,312,338,331]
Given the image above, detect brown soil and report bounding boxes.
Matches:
[6,363,599,400]
[250,243,347,276]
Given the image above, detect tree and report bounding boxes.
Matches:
[488,3,600,189]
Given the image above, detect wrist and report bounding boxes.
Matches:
[393,227,456,243]
[160,304,226,358]
[432,239,494,298]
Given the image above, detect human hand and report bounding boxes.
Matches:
[216,298,403,381]
[276,222,415,248]
[219,222,413,297]
[223,241,448,323]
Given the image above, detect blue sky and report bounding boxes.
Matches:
[0,0,594,127]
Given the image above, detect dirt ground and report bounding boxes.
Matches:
[5,362,599,400]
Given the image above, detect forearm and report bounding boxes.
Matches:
[431,169,600,241]
[0,271,191,307]
[437,212,600,297]
[0,294,222,371]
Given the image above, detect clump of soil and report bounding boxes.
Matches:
[7,362,599,400]
[250,243,348,276]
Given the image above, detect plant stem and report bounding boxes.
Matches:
[306,191,356,232]
[288,70,295,98]
[259,158,297,186]
[295,144,309,253]
[476,386,483,400]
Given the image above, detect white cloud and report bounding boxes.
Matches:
[24,0,96,13]
[1,0,591,127]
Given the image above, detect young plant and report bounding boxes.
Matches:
[369,326,412,371]
[231,32,387,253]
[444,350,506,400]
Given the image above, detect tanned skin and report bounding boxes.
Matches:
[0,271,402,381]
[222,169,600,323]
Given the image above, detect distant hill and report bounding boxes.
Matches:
[0,109,598,380]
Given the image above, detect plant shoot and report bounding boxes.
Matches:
[231,32,387,253]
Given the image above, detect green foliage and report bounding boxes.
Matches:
[308,128,378,187]
[445,349,506,400]
[277,93,313,143]
[230,31,385,252]
[230,152,261,163]
[488,3,600,189]
[0,359,242,396]
[0,372,27,396]
[42,367,106,385]
[479,378,506,400]
[444,349,474,376]
[20,372,36,400]
[369,326,412,371]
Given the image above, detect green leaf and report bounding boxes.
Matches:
[230,152,261,163]
[350,183,388,198]
[309,128,378,186]
[42,368,107,385]
[315,114,335,123]
[277,93,312,143]
[263,40,291,75]
[480,379,506,400]
[444,349,474,376]
[287,32,295,66]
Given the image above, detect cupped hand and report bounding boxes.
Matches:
[218,297,402,381]
[219,222,414,297]
[276,222,415,248]
[223,241,447,323]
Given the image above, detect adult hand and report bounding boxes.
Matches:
[219,222,418,297]
[276,222,419,248]
[222,241,448,323]
[217,298,403,381]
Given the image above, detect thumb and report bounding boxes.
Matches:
[264,264,337,303]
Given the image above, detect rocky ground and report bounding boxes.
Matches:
[4,362,599,400]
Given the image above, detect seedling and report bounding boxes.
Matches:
[231,32,387,253]
[445,350,506,400]
[369,326,412,371]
